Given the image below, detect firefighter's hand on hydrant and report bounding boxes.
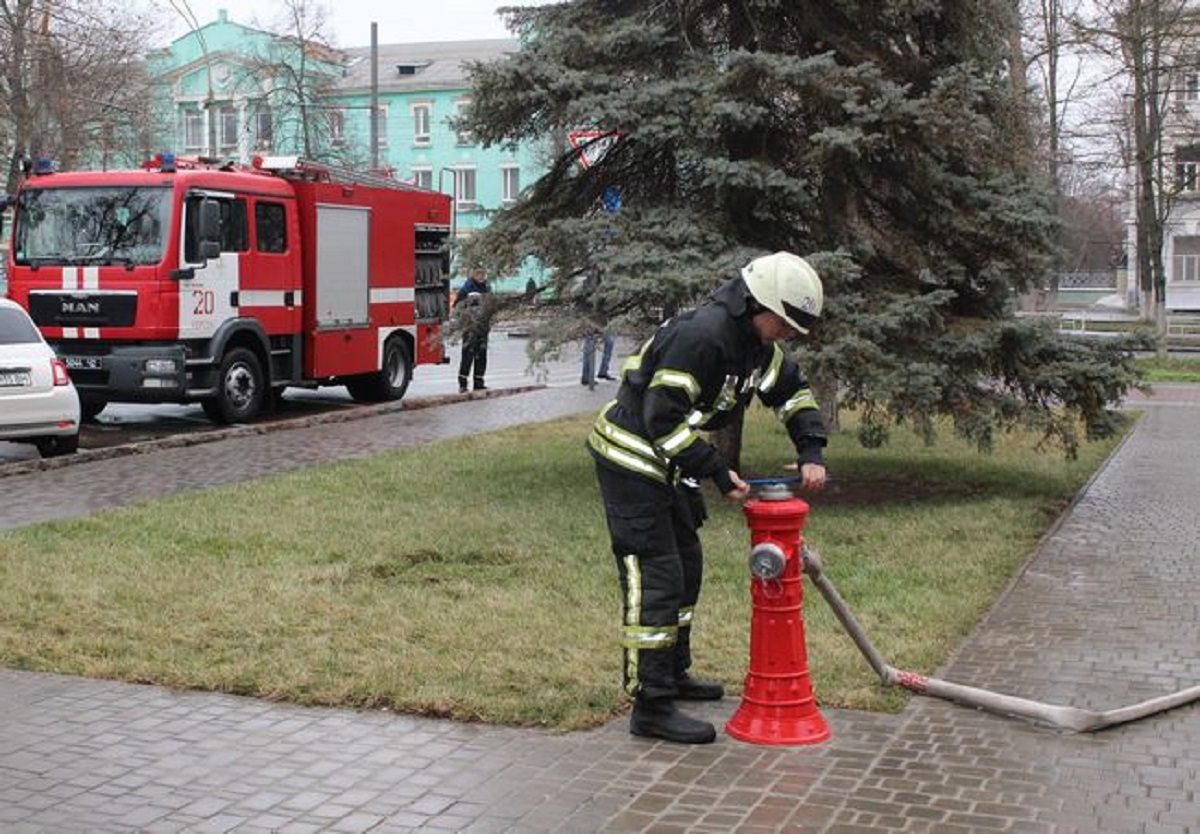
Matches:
[724,471,750,502]
[799,463,827,492]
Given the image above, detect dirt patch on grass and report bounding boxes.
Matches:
[812,475,971,507]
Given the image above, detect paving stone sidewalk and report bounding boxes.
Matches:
[1,386,1198,833]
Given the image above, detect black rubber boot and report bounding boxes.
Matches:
[675,675,725,701]
[629,696,716,744]
[672,628,722,700]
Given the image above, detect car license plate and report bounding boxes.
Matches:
[63,355,102,370]
[0,371,31,387]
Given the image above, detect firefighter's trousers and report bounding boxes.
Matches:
[458,330,489,389]
[595,462,706,700]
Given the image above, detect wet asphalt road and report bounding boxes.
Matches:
[0,331,600,464]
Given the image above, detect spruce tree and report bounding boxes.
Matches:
[463,0,1139,455]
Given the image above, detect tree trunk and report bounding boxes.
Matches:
[1128,4,1159,324]
[813,375,840,434]
[1156,297,1169,359]
[4,2,33,193]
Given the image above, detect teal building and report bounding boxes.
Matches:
[147,10,549,291]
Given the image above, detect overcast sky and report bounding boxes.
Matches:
[156,0,529,47]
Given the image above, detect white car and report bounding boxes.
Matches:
[0,298,80,457]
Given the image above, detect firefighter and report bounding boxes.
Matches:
[588,252,828,744]
[453,266,492,393]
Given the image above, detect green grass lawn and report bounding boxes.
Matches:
[0,406,1127,730]
[1134,355,1200,382]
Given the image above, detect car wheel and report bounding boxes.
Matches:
[35,434,80,458]
[80,399,107,422]
[202,347,265,424]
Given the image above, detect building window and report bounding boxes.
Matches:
[328,108,345,146]
[412,103,431,145]
[218,106,238,149]
[374,104,389,149]
[1180,161,1200,192]
[254,102,273,151]
[1176,146,1200,192]
[183,109,203,150]
[1174,236,1200,282]
[501,166,520,205]
[1179,71,1200,102]
[454,99,473,145]
[454,167,477,209]
[411,167,432,190]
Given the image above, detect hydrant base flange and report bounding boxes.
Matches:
[725,708,831,746]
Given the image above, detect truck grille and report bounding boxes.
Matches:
[28,291,137,328]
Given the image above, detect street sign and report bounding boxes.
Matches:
[601,185,621,214]
[568,129,618,170]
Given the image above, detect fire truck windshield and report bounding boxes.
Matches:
[13,186,172,267]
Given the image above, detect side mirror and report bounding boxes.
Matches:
[198,199,221,260]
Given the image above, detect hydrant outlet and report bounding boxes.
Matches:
[748,542,787,580]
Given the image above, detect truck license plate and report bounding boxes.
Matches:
[0,371,32,387]
[63,356,102,370]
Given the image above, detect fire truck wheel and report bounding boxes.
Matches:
[346,338,412,402]
[203,347,266,424]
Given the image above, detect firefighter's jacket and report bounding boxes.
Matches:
[452,277,492,340]
[588,277,826,494]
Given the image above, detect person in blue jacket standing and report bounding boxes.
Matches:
[453,266,492,393]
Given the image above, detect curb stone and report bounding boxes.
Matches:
[0,384,544,481]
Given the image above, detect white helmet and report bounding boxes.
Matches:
[740,252,823,334]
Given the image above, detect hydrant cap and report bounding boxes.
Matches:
[757,482,794,501]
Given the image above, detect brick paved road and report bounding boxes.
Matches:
[0,387,1198,832]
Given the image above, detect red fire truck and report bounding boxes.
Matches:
[3,154,452,423]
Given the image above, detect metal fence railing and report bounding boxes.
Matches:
[1056,270,1118,290]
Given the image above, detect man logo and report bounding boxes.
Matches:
[61,300,101,315]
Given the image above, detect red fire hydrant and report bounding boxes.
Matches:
[725,482,831,745]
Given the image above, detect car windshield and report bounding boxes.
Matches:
[13,186,172,267]
[0,307,41,345]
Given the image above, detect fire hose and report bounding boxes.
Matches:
[799,543,1200,732]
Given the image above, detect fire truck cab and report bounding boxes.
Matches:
[3,154,452,423]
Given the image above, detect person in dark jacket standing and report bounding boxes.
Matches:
[588,252,828,744]
[453,266,491,393]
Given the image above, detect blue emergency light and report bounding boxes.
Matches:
[160,152,177,173]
